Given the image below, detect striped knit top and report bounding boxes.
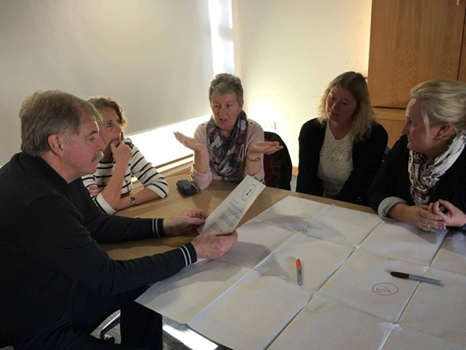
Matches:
[82,138,169,214]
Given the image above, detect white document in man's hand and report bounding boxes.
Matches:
[197,175,265,234]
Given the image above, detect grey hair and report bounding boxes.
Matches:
[410,79,466,132]
[20,90,101,156]
[209,73,244,105]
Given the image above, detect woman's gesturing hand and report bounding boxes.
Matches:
[248,141,283,155]
[174,131,206,153]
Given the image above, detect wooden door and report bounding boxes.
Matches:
[368,0,466,108]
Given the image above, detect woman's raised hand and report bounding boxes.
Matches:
[174,131,205,153]
[110,140,132,165]
[248,141,283,155]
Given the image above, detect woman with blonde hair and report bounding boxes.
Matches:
[297,71,388,204]
[368,79,466,231]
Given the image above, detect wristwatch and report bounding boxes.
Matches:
[130,196,136,206]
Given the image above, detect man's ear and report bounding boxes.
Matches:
[47,134,65,155]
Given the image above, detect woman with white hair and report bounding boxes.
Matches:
[174,73,282,190]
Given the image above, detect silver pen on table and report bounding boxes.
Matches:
[390,271,443,285]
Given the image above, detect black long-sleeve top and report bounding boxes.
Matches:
[0,153,196,344]
[368,134,466,215]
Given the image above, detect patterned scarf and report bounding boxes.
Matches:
[207,111,248,181]
[409,131,466,205]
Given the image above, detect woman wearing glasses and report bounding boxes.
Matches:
[82,96,168,214]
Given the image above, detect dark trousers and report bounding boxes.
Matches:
[15,285,162,350]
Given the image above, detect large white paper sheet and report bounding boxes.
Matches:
[431,230,466,276]
[219,220,296,269]
[269,294,394,350]
[382,325,466,350]
[197,175,265,233]
[302,204,382,247]
[135,196,464,349]
[136,259,250,324]
[254,232,354,292]
[400,268,466,346]
[359,220,447,266]
[188,270,312,350]
[251,196,329,231]
[319,248,425,322]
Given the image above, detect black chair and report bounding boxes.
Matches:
[263,131,292,190]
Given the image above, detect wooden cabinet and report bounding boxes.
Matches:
[368,0,466,146]
[375,108,405,148]
[368,0,466,108]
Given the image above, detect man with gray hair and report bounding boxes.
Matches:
[0,90,237,349]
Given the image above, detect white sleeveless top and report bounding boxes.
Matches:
[317,122,353,198]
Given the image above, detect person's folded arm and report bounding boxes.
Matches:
[128,141,169,198]
[97,141,132,212]
[115,141,169,210]
[118,188,161,211]
[82,174,114,213]
[377,196,407,219]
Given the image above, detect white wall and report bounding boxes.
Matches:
[1,0,373,170]
[232,0,373,166]
[128,115,207,166]
[0,0,214,166]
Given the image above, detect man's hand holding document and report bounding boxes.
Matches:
[197,175,266,234]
